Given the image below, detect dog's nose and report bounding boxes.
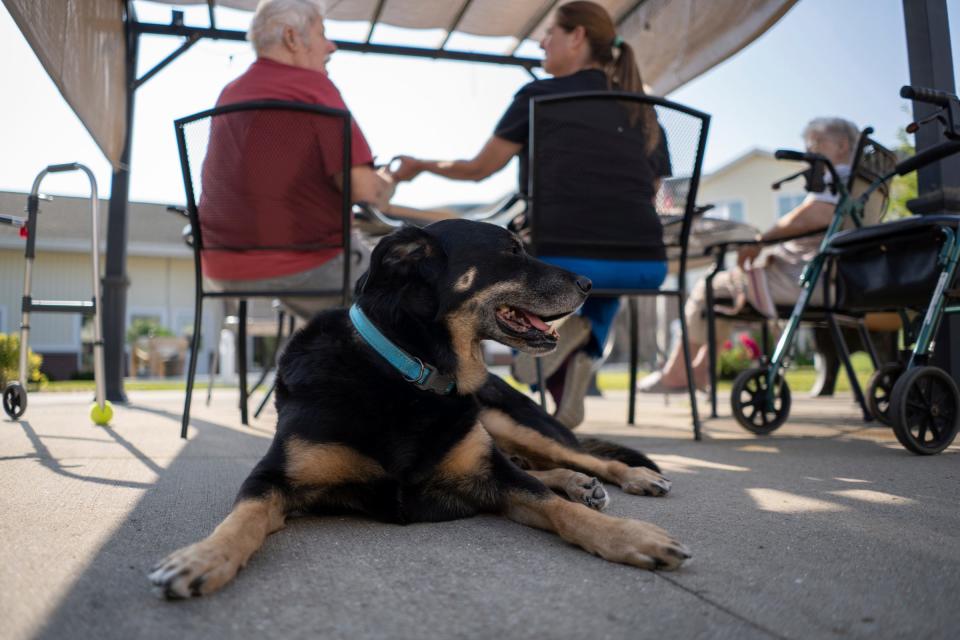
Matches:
[575,277,592,294]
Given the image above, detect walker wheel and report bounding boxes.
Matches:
[889,366,960,455]
[731,366,791,435]
[90,401,114,426]
[866,362,904,426]
[3,382,27,419]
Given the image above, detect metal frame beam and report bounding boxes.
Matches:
[903,0,960,380]
[616,0,649,26]
[438,0,475,51]
[130,21,543,70]
[508,0,560,55]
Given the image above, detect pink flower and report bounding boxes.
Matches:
[739,333,761,360]
[722,339,733,351]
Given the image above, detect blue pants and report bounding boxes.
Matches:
[541,256,668,358]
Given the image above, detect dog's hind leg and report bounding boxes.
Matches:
[526,469,609,511]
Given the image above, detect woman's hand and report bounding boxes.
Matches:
[390,156,423,182]
[736,242,762,269]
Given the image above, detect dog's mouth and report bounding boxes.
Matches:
[495,305,561,345]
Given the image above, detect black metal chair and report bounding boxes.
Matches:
[174,100,355,438]
[526,91,710,439]
[702,129,898,419]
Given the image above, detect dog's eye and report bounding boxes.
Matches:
[511,243,523,255]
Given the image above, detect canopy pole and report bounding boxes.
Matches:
[903,0,960,380]
[103,1,139,403]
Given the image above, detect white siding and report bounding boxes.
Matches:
[698,152,807,231]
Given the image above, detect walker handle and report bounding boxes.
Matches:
[895,140,960,176]
[46,162,81,173]
[901,85,955,108]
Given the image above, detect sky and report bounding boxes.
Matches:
[1,0,959,209]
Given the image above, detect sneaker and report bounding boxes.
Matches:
[553,351,595,429]
[637,370,706,394]
[511,315,592,385]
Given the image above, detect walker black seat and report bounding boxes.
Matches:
[826,214,960,313]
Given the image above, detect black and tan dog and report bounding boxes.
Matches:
[150,219,689,599]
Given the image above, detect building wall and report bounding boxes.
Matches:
[698,153,808,231]
[0,248,221,379]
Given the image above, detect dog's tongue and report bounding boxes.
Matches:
[520,309,550,332]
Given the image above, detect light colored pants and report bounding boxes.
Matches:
[685,264,823,345]
[205,232,373,321]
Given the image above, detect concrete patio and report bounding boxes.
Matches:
[1,382,957,640]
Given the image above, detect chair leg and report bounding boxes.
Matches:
[250,310,284,396]
[827,313,871,422]
[238,300,249,426]
[628,297,638,425]
[206,313,224,407]
[181,296,203,439]
[857,321,881,369]
[677,296,702,440]
[254,378,277,418]
[536,359,547,410]
[705,282,718,419]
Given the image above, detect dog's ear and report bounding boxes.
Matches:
[357,225,446,294]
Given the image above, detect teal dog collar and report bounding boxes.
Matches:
[349,304,456,395]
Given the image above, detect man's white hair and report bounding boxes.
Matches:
[802,117,860,155]
[248,0,326,54]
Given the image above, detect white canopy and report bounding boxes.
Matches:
[3,0,797,167]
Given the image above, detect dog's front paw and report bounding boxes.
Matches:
[620,467,671,497]
[605,519,690,570]
[148,540,240,599]
[565,473,609,511]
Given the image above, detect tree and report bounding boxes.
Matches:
[887,128,917,219]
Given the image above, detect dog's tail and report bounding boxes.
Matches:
[578,437,660,473]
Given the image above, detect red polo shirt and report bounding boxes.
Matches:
[199,58,374,280]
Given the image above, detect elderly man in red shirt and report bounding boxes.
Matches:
[200,0,447,319]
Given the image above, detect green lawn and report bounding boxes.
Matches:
[33,353,875,395]
[595,352,874,393]
[36,379,234,393]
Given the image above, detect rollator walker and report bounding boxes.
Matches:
[1,163,113,425]
[731,86,960,455]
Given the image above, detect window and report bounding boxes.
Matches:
[777,194,806,217]
[707,200,745,222]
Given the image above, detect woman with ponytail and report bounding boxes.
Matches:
[394,1,670,428]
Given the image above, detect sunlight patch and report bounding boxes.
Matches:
[654,455,750,474]
[737,445,780,453]
[747,488,847,513]
[828,489,916,505]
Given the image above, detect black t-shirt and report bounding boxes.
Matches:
[494,69,671,261]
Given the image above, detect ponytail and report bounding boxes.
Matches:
[555,1,660,154]
[609,40,660,154]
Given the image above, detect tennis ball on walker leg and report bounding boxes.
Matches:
[90,401,114,426]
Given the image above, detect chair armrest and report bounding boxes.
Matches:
[702,226,828,256]
[459,193,524,222]
[353,202,405,229]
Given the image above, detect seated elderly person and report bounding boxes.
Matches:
[638,117,860,393]
[200,0,451,320]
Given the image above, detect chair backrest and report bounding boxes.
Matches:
[845,131,898,228]
[526,91,709,277]
[174,101,353,299]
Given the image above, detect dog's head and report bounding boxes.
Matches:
[356,220,590,389]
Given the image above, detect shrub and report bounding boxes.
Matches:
[0,333,47,389]
[126,318,174,344]
[718,332,762,380]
